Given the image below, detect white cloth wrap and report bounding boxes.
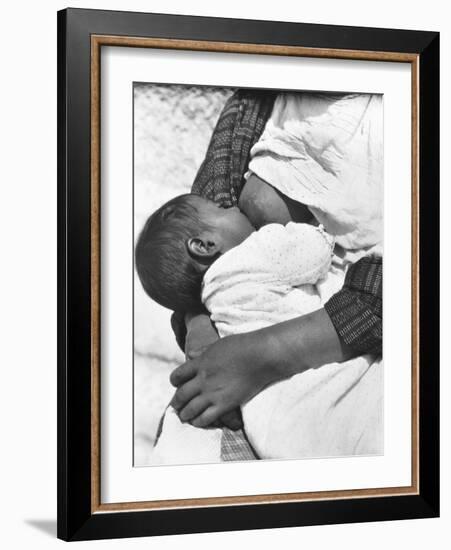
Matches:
[148,407,222,465]
[202,223,335,337]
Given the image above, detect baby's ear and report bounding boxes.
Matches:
[186,237,219,261]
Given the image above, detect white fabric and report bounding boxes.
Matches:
[244,357,383,459]
[148,407,222,465]
[247,92,383,250]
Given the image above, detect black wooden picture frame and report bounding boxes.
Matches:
[57,7,439,541]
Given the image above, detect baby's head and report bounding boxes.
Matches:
[135,194,254,312]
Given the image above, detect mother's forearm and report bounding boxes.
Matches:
[250,308,354,382]
[170,307,354,425]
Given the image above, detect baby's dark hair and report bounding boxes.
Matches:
[135,193,211,312]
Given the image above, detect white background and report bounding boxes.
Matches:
[0,0,448,548]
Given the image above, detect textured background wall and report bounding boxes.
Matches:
[134,84,233,466]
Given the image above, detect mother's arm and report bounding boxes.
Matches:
[170,255,382,428]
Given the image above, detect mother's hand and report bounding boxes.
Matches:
[170,308,351,428]
[170,331,278,428]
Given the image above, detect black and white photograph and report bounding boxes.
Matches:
[133,84,384,466]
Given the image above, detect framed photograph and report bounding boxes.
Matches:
[57,8,439,541]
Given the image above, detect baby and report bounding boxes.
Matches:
[135,194,257,315]
[135,190,358,463]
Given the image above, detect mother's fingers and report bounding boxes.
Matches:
[170,378,200,411]
[170,360,197,387]
[190,406,222,428]
[178,395,210,423]
[219,409,243,431]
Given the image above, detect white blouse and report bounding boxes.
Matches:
[247,92,383,250]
